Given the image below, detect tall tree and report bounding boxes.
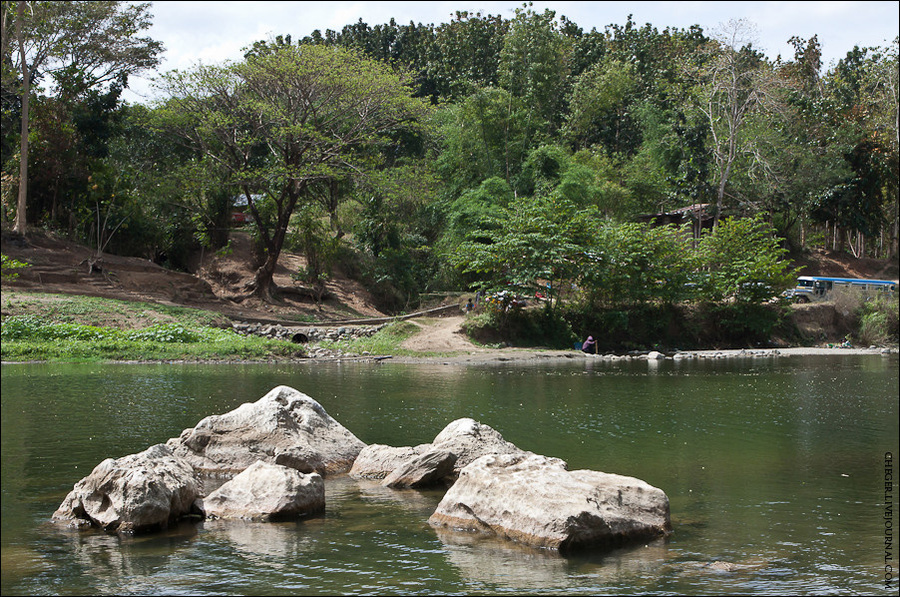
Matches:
[692,19,774,229]
[429,10,508,100]
[0,0,161,234]
[155,44,430,299]
[498,5,572,135]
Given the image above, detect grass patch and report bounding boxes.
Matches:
[318,320,427,356]
[2,291,228,328]
[1,292,303,363]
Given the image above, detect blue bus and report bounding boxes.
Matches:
[784,276,897,303]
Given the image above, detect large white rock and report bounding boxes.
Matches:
[52,444,201,534]
[428,453,671,552]
[348,444,427,479]
[199,461,324,521]
[430,418,526,478]
[166,385,365,476]
[349,418,526,487]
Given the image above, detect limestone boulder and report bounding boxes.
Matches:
[348,418,525,488]
[199,461,324,521]
[348,444,427,479]
[166,385,366,476]
[382,449,458,488]
[428,453,671,552]
[430,418,527,479]
[51,443,201,534]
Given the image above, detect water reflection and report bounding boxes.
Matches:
[201,519,318,569]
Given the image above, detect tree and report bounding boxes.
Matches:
[692,19,775,229]
[696,215,799,303]
[498,4,572,135]
[1,0,161,234]
[580,222,695,307]
[451,195,599,310]
[429,10,508,100]
[433,86,535,199]
[155,44,430,299]
[563,58,637,152]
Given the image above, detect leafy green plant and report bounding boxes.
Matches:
[856,294,899,345]
[1,254,28,280]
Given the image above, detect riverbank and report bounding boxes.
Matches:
[381,344,899,365]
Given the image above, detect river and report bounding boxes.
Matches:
[1,353,897,595]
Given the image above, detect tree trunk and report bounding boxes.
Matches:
[13,0,29,235]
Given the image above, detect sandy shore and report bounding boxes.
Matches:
[383,345,899,365]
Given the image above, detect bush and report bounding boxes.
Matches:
[461,304,575,349]
[563,301,788,352]
[856,295,899,345]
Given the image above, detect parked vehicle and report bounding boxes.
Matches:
[783,276,897,303]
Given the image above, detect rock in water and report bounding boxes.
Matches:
[349,418,525,486]
[199,461,324,521]
[51,444,201,534]
[428,453,671,552]
[166,385,366,476]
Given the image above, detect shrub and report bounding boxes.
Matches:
[1,254,28,280]
[856,295,899,345]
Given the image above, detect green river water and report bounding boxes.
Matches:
[1,353,897,595]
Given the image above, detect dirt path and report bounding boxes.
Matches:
[400,315,485,353]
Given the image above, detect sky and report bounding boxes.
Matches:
[123,1,900,103]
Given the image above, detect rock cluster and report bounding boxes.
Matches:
[52,385,671,554]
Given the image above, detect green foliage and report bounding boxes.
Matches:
[499,5,572,133]
[564,301,787,352]
[2,316,220,343]
[461,303,575,349]
[1,313,301,363]
[563,58,638,151]
[451,195,599,308]
[433,86,535,199]
[444,176,511,245]
[429,11,509,100]
[856,294,899,345]
[695,215,799,302]
[1,253,28,280]
[582,222,696,306]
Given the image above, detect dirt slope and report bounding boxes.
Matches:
[1,230,385,324]
[400,316,485,353]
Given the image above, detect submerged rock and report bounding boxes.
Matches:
[51,444,201,534]
[428,452,671,552]
[199,461,324,521]
[166,385,366,476]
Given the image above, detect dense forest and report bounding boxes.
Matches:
[2,2,898,330]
